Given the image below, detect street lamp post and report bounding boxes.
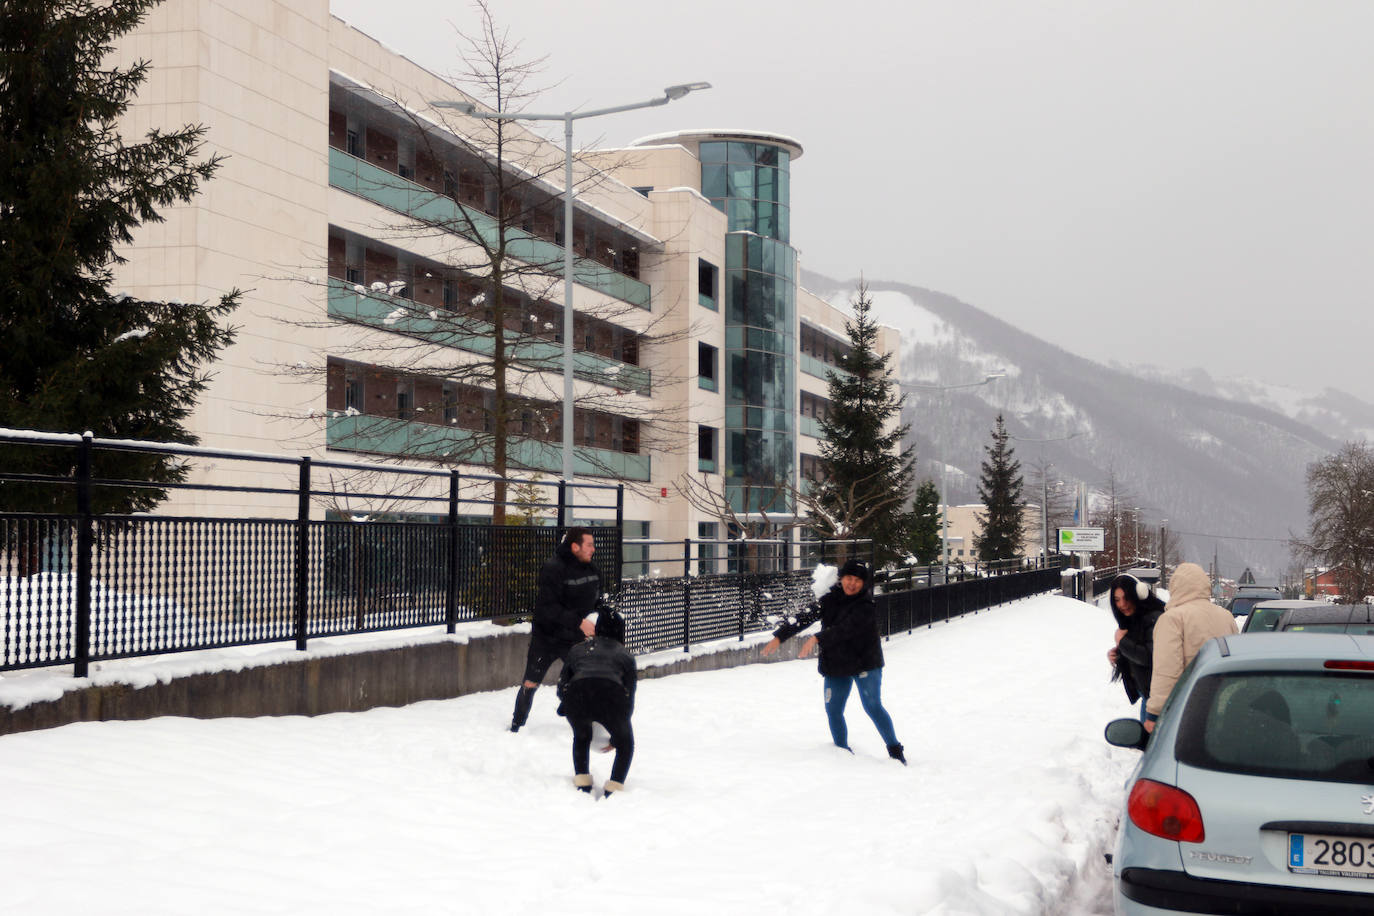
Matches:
[1008,432,1082,567]
[900,371,1005,581]
[433,82,711,489]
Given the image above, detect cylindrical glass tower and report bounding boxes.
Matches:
[697,135,802,513]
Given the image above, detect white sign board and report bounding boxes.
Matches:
[1057,527,1106,552]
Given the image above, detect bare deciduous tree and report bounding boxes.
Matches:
[1295,441,1374,601]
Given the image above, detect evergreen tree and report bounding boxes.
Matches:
[814,280,915,567]
[907,479,942,565]
[974,415,1026,561]
[0,0,238,515]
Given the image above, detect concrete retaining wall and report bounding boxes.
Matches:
[0,629,802,737]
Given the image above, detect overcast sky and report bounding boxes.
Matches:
[329,0,1373,398]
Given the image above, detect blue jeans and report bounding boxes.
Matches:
[823,668,899,749]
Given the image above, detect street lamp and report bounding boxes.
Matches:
[900,371,1005,579]
[432,82,712,486]
[1008,432,1082,566]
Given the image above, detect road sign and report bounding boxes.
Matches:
[1057,527,1106,552]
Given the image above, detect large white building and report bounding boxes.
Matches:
[111,1,900,554]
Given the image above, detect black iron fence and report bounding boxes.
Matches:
[611,538,1070,656]
[2,428,1075,677]
[1,429,620,675]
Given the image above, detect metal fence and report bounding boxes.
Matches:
[1,429,620,675]
[611,537,1070,656]
[2,427,1075,677]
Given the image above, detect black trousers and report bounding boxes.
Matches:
[562,679,634,784]
[511,636,576,728]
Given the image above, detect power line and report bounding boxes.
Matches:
[1165,530,1291,543]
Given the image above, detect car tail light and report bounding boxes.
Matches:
[1128,778,1205,843]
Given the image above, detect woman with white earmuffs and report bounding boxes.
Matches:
[1106,573,1167,722]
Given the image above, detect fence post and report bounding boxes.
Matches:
[556,480,567,530]
[295,457,311,651]
[737,551,747,641]
[615,484,624,590]
[682,537,691,653]
[73,432,93,678]
[446,470,459,634]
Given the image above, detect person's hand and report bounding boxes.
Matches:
[579,618,596,638]
[1143,719,1155,734]
[1114,627,1127,645]
[798,636,819,659]
[1107,646,1119,665]
[760,637,781,657]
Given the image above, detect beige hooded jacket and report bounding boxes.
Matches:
[1145,562,1238,717]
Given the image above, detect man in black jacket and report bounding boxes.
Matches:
[509,527,602,732]
[557,608,636,797]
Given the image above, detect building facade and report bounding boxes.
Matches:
[109,1,900,561]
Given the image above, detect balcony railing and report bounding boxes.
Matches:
[327,280,650,395]
[326,414,651,482]
[329,149,650,310]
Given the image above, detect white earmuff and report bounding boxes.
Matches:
[1135,580,1151,601]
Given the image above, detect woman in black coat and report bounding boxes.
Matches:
[1106,573,1166,721]
[762,559,906,764]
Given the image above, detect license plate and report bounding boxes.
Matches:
[1289,833,1374,877]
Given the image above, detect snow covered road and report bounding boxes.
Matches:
[0,593,1137,915]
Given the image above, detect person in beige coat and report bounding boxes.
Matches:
[1144,562,1238,732]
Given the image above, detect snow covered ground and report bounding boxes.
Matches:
[0,593,1138,915]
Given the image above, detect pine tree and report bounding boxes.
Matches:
[907,479,942,564]
[0,0,238,516]
[813,280,915,567]
[974,415,1026,561]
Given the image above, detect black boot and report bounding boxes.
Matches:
[887,743,907,765]
[511,685,536,731]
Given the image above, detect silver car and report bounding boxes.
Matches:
[1105,633,1374,913]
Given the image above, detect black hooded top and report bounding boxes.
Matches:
[531,540,602,650]
[1108,573,1166,704]
[772,565,884,678]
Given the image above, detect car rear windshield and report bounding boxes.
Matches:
[1244,608,1285,632]
[1176,672,1374,784]
[1229,597,1264,616]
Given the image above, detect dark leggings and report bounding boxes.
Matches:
[564,679,634,784]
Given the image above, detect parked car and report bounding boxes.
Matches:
[1242,599,1330,634]
[1226,586,1283,619]
[1105,633,1374,914]
[1273,604,1374,635]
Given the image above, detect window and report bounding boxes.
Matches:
[397,162,414,180]
[442,383,458,425]
[698,259,719,309]
[698,425,717,472]
[697,521,718,575]
[698,342,718,392]
[395,380,414,420]
[1177,673,1374,783]
[344,368,363,412]
[800,453,820,481]
[346,129,360,157]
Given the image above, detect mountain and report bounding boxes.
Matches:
[801,270,1346,579]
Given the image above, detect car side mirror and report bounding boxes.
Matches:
[1104,718,1149,751]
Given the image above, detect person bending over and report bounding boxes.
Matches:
[557,608,636,797]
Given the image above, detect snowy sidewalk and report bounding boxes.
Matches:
[0,594,1137,915]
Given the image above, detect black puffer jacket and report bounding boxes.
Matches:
[556,636,637,712]
[1109,573,1166,704]
[532,542,602,650]
[773,569,884,678]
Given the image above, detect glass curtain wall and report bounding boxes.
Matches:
[700,141,797,513]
